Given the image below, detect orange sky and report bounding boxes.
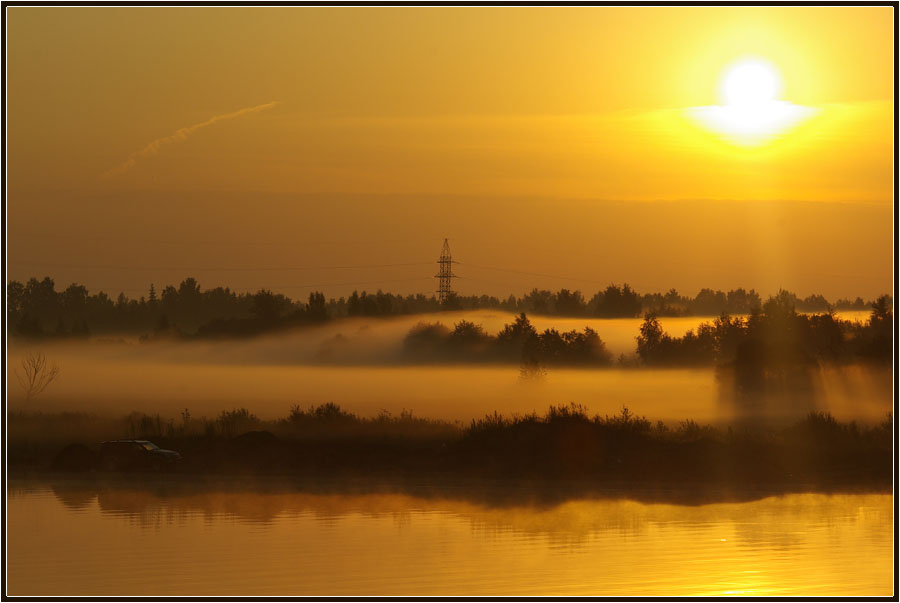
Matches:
[6,6,895,301]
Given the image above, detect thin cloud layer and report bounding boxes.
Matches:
[102,101,280,178]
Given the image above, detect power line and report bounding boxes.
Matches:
[225,277,435,292]
[458,260,883,285]
[12,261,433,272]
[7,232,440,248]
[33,276,436,296]
[456,261,616,286]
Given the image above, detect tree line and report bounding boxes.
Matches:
[398,291,892,370]
[6,275,888,339]
[402,313,613,367]
[634,291,892,408]
[635,291,893,368]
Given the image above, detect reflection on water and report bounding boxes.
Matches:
[7,480,893,596]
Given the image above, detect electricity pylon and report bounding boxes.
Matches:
[435,238,456,303]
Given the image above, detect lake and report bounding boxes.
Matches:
[6,480,893,596]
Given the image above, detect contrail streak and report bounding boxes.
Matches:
[101,101,280,178]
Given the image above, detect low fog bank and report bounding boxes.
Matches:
[8,310,869,366]
[6,360,891,427]
[7,310,890,425]
[10,311,715,368]
[8,310,875,368]
[9,361,721,423]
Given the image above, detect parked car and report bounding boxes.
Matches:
[99,440,181,471]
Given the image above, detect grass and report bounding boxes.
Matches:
[7,403,892,492]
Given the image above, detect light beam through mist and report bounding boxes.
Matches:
[101,101,280,178]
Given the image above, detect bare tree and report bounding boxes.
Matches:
[15,352,60,402]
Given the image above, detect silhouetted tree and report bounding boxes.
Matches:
[636,314,667,364]
[347,290,361,316]
[713,313,745,363]
[523,288,554,314]
[441,292,462,311]
[306,292,327,321]
[593,284,642,318]
[857,294,893,361]
[555,289,586,316]
[725,288,761,314]
[499,313,536,340]
[15,352,60,402]
[448,320,491,352]
[250,289,290,324]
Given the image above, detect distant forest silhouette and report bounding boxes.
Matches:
[6,275,885,341]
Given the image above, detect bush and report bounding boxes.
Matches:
[218,408,260,437]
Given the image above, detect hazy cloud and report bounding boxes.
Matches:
[101,101,280,178]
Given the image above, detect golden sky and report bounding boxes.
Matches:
[6,6,895,300]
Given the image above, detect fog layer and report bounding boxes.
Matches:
[8,311,889,424]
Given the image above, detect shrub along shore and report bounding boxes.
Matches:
[8,403,891,494]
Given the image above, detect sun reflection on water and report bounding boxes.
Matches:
[6,484,894,596]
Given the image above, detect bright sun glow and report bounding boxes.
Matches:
[688,57,818,146]
[721,60,780,106]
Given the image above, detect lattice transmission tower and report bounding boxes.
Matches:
[435,238,457,302]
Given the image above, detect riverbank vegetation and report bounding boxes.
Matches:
[9,403,891,492]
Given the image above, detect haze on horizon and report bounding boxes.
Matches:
[6,6,894,302]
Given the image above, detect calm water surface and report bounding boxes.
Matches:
[7,481,893,596]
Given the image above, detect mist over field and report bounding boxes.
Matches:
[7,310,889,424]
[5,6,895,598]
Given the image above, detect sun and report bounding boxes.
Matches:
[721,59,781,106]
[687,57,818,146]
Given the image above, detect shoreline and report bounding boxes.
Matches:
[8,404,892,504]
[8,471,892,507]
